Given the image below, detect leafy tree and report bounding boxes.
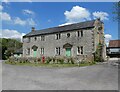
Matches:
[0,38,22,60]
[113,1,120,21]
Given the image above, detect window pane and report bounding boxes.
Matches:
[77,31,80,37]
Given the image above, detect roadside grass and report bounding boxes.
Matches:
[5,61,96,67]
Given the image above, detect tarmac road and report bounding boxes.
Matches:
[2,59,119,90]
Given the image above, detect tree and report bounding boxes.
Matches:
[113,1,120,21]
[0,38,22,60]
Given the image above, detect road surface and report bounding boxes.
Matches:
[2,58,119,90]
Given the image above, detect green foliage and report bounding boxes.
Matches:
[94,43,103,62]
[46,57,52,64]
[0,38,22,59]
[113,2,120,21]
[58,58,64,64]
[70,58,75,64]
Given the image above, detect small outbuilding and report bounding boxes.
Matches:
[13,48,23,57]
[107,40,120,57]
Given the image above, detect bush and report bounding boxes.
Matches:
[58,58,64,64]
[37,58,41,63]
[70,58,75,64]
[67,58,70,64]
[46,57,52,64]
[52,57,56,64]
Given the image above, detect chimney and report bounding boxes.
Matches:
[31,27,35,32]
[97,18,100,21]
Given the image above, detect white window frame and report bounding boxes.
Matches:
[77,46,84,55]
[55,33,61,40]
[41,48,44,55]
[26,48,30,55]
[77,46,80,55]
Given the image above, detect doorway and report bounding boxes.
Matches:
[66,48,71,56]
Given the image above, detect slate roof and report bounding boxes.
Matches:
[23,20,96,37]
[108,40,120,48]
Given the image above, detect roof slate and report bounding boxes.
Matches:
[109,40,120,47]
[23,20,95,37]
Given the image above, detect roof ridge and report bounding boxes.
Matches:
[23,19,96,37]
[35,19,96,31]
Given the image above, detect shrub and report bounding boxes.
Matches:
[58,58,64,64]
[52,57,56,64]
[67,58,70,64]
[70,58,75,64]
[37,58,41,63]
[46,57,52,64]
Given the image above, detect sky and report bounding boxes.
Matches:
[0,2,118,45]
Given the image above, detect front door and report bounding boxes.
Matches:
[66,48,71,56]
[33,50,37,57]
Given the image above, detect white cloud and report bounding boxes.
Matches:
[64,6,91,23]
[0,12,11,21]
[14,17,36,26]
[1,29,26,41]
[22,0,32,2]
[59,6,91,26]
[105,34,112,46]
[47,19,51,22]
[27,18,36,26]
[0,5,3,11]
[14,17,26,26]
[23,9,34,15]
[93,11,109,21]
[2,0,32,3]
[2,0,9,3]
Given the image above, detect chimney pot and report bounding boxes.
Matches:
[32,27,35,32]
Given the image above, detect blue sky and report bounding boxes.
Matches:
[1,2,118,45]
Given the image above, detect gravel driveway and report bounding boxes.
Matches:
[2,59,118,90]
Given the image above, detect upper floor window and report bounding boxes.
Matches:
[27,37,30,43]
[34,37,37,41]
[56,33,61,40]
[67,33,70,38]
[41,35,45,41]
[77,30,83,37]
[55,47,60,55]
[77,31,80,37]
[81,31,83,37]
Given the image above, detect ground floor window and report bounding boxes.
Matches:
[26,48,30,55]
[55,47,60,55]
[81,46,83,54]
[77,46,83,55]
[41,48,44,55]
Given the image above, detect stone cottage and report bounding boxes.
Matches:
[23,19,106,61]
